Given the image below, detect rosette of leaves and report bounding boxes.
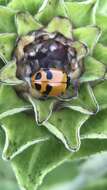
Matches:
[0,0,107,190]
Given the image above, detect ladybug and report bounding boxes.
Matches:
[31,68,71,99]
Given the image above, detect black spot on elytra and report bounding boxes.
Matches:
[43,84,52,95]
[46,70,53,79]
[35,83,41,91]
[35,72,41,80]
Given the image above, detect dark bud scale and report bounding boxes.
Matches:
[14,29,83,100]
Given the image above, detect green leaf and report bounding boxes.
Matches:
[8,0,44,15]
[72,41,88,60]
[66,84,99,115]
[15,12,42,36]
[0,33,16,61]
[42,83,99,151]
[80,56,106,82]
[84,178,107,190]
[0,61,24,85]
[0,6,16,33]
[7,0,12,4]
[12,137,70,190]
[0,0,5,5]
[56,0,68,17]
[45,16,73,39]
[0,58,5,69]
[95,0,107,44]
[40,140,107,190]
[0,0,8,5]
[39,160,80,190]
[73,26,101,53]
[1,112,50,160]
[65,0,87,1]
[0,85,31,120]
[71,139,107,160]
[28,95,55,125]
[44,108,89,151]
[85,175,107,190]
[93,43,107,66]
[93,80,107,110]
[65,0,95,27]
[35,0,59,25]
[0,126,5,150]
[95,0,107,16]
[95,14,107,45]
[81,108,107,139]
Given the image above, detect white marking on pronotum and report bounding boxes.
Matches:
[29,51,35,57]
[50,44,58,52]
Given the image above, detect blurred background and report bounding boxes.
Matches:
[1,153,107,190]
[0,155,19,190]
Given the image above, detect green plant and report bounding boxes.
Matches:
[0,0,107,189]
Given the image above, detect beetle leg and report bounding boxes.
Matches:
[72,79,79,97]
[40,95,48,100]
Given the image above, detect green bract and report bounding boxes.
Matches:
[0,0,107,190]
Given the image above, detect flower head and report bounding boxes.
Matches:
[0,0,107,190]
